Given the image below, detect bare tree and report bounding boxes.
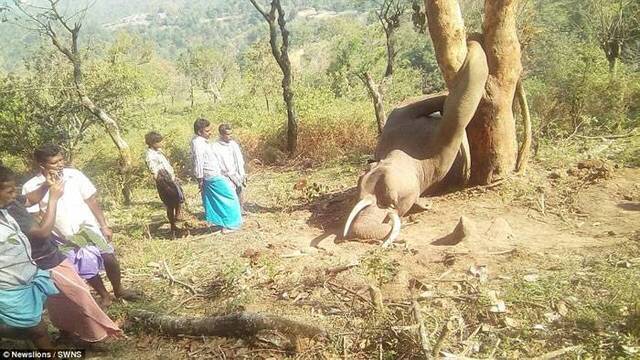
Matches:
[358,73,386,134]
[11,0,134,204]
[249,0,298,155]
[582,0,640,74]
[375,0,408,77]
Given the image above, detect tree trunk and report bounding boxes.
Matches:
[282,69,298,155]
[130,309,327,340]
[78,93,133,204]
[384,29,396,78]
[190,81,195,108]
[424,0,467,89]
[466,0,522,184]
[361,72,386,134]
[250,0,299,156]
[608,56,617,76]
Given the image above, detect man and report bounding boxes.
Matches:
[2,165,122,345]
[191,118,242,233]
[212,123,247,213]
[0,166,58,349]
[22,144,141,307]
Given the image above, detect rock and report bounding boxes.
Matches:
[486,217,514,243]
[431,216,475,246]
[469,265,489,283]
[548,171,563,179]
[578,159,605,169]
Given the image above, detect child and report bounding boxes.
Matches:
[145,131,185,238]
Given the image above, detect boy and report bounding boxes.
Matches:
[2,165,122,345]
[22,144,141,307]
[145,131,185,238]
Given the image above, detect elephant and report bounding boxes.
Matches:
[343,40,489,247]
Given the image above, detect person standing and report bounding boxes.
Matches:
[190,118,242,233]
[212,123,247,213]
[22,144,141,307]
[145,131,185,239]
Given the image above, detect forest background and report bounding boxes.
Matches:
[0,0,638,200]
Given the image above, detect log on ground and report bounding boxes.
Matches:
[130,309,328,340]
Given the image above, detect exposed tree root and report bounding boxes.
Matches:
[130,309,328,341]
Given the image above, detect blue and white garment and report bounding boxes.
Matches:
[0,209,58,328]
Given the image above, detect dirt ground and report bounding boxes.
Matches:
[1,159,639,359]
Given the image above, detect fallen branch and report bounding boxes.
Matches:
[575,130,637,140]
[130,309,327,341]
[326,281,373,306]
[410,288,431,358]
[488,249,517,256]
[527,345,583,360]
[160,260,199,295]
[325,261,359,277]
[432,320,452,357]
[168,294,201,315]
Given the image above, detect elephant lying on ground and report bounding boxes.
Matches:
[343,41,488,246]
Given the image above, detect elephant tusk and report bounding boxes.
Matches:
[381,212,401,248]
[343,198,374,238]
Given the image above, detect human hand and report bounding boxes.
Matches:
[44,170,58,187]
[100,226,113,241]
[48,178,65,201]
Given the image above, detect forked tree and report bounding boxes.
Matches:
[248,0,298,155]
[425,0,523,184]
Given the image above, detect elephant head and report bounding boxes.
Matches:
[344,41,488,246]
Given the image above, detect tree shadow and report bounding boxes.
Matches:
[618,202,640,211]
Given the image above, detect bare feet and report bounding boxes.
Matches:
[114,288,143,301]
[98,294,115,308]
[221,228,237,235]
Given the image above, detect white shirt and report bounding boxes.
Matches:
[190,136,221,180]
[212,139,246,181]
[146,148,175,179]
[22,168,103,240]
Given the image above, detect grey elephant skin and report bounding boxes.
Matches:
[344,41,489,246]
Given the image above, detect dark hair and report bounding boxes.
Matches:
[218,123,232,135]
[0,165,16,185]
[193,118,210,135]
[145,131,163,147]
[34,143,63,164]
